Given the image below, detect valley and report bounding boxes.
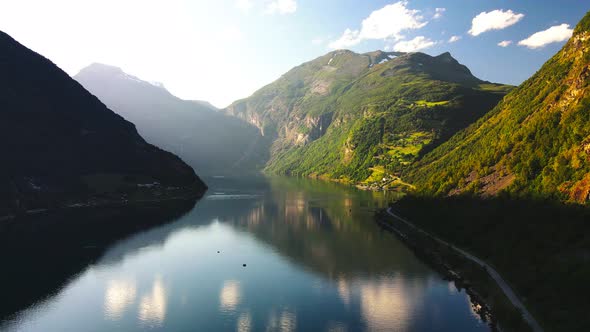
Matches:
[1,3,589,332]
[75,64,269,176]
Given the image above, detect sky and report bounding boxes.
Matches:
[0,0,587,108]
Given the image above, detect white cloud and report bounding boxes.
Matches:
[497,40,512,47]
[235,0,253,11]
[518,24,573,49]
[360,1,427,40]
[265,0,297,15]
[448,35,461,43]
[329,1,427,49]
[329,29,361,49]
[391,36,436,52]
[468,9,524,36]
[433,8,446,19]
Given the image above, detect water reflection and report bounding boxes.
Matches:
[237,312,252,332]
[326,321,348,332]
[2,176,488,332]
[104,278,137,320]
[138,276,167,327]
[266,309,296,332]
[226,177,423,279]
[337,277,351,306]
[219,280,241,312]
[359,277,418,332]
[0,200,195,321]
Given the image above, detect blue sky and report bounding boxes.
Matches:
[0,1,587,107]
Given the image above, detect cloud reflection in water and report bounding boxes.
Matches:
[220,280,241,312]
[104,278,137,320]
[237,312,252,332]
[138,276,167,327]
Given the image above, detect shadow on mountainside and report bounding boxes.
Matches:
[391,195,590,331]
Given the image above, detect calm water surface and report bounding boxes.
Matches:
[2,177,489,332]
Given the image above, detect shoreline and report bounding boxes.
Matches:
[383,207,543,332]
[374,213,495,328]
[0,187,206,224]
[375,207,541,332]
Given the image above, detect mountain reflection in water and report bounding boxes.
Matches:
[2,176,489,332]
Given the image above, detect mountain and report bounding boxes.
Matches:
[406,12,590,204]
[0,30,206,215]
[225,50,512,189]
[391,13,590,331]
[190,100,218,111]
[75,64,268,176]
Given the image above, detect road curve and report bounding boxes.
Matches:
[386,207,543,332]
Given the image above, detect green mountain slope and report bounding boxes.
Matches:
[226,50,511,189]
[406,12,590,204]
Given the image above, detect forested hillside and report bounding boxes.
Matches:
[226,50,511,189]
[406,12,590,204]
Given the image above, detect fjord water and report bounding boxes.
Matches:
[2,177,488,332]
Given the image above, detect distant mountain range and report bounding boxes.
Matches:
[407,11,590,204]
[75,64,268,176]
[0,30,206,215]
[225,49,512,189]
[5,10,588,207]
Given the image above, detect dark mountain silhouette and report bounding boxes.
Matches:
[0,30,207,215]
